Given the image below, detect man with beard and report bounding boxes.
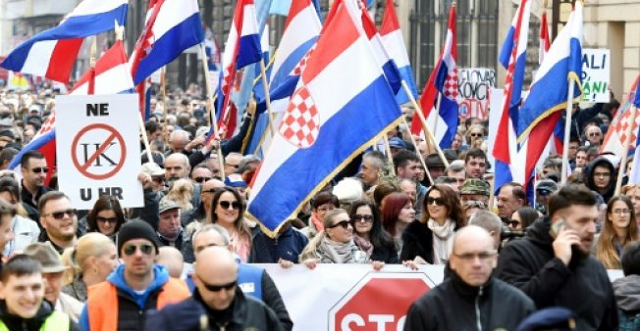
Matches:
[495,184,619,330]
[37,191,78,255]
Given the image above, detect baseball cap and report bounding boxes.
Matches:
[388,137,407,149]
[158,198,181,214]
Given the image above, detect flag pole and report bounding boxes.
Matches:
[160,66,168,143]
[402,117,434,184]
[615,104,637,195]
[401,80,450,168]
[382,135,396,176]
[199,43,226,179]
[259,60,276,137]
[432,93,442,151]
[560,81,576,185]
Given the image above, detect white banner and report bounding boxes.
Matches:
[55,94,143,209]
[261,264,445,331]
[581,49,610,103]
[458,68,496,120]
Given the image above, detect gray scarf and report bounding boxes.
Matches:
[316,237,360,263]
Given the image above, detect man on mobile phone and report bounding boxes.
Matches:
[495,184,618,331]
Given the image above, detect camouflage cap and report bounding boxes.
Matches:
[460,178,491,196]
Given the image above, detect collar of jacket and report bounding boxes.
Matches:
[0,298,54,327]
[450,269,494,300]
[194,286,249,326]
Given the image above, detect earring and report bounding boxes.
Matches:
[93,268,98,274]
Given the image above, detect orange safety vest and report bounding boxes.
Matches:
[87,278,190,331]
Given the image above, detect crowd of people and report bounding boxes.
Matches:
[0,85,638,330]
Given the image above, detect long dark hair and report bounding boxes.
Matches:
[86,195,126,233]
[350,200,395,250]
[210,187,251,241]
[423,184,464,229]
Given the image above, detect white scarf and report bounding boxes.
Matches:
[428,218,456,265]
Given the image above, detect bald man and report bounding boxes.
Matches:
[146,247,284,331]
[156,246,185,279]
[404,226,534,331]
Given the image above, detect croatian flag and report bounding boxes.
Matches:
[410,4,459,149]
[215,0,262,139]
[601,76,639,158]
[129,0,203,85]
[626,78,640,184]
[8,41,135,185]
[0,0,128,83]
[247,0,402,234]
[515,1,583,190]
[493,0,530,191]
[380,0,418,105]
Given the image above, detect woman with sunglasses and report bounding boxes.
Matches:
[0,176,40,255]
[300,209,381,269]
[401,184,464,265]
[509,207,539,233]
[381,192,416,247]
[210,187,252,262]
[349,200,398,263]
[84,195,126,242]
[593,196,640,269]
[61,233,118,301]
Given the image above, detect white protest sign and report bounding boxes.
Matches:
[56,94,143,209]
[581,49,610,103]
[458,68,496,120]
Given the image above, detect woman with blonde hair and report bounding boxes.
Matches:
[593,196,640,269]
[61,232,118,301]
[622,184,640,227]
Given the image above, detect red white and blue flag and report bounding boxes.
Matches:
[410,4,459,149]
[0,0,128,83]
[514,1,583,190]
[8,41,135,185]
[360,3,401,95]
[602,76,640,158]
[214,0,262,139]
[627,76,640,184]
[493,0,530,190]
[247,0,402,233]
[380,0,418,105]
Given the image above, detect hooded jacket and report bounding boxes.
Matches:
[584,156,616,203]
[495,218,619,331]
[403,272,535,331]
[0,299,79,331]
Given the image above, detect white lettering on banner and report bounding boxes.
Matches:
[581,49,610,103]
[258,264,624,331]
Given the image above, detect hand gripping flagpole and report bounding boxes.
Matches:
[615,103,638,195]
[402,80,450,169]
[199,43,226,179]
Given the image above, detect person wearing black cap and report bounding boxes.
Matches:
[515,307,577,331]
[79,220,190,331]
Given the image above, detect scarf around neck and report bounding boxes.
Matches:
[428,218,456,265]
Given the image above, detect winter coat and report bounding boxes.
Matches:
[613,274,640,331]
[403,272,535,331]
[400,220,434,264]
[249,226,309,263]
[584,156,616,203]
[495,217,619,331]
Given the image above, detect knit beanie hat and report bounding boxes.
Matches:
[117,220,159,255]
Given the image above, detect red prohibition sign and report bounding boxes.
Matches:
[71,123,126,180]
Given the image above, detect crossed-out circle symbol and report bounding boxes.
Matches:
[71,123,126,180]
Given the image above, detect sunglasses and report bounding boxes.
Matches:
[97,217,118,224]
[31,167,49,174]
[194,176,212,183]
[507,220,520,228]
[44,208,76,220]
[352,214,373,223]
[219,200,241,210]
[470,133,483,138]
[327,220,351,229]
[123,243,154,256]
[152,176,165,183]
[427,197,445,206]
[201,280,237,292]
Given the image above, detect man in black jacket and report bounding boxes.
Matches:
[145,246,283,331]
[495,184,619,330]
[404,225,534,330]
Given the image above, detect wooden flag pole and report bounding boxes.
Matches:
[615,104,638,195]
[401,80,450,168]
[259,60,276,137]
[383,135,396,176]
[402,117,434,184]
[199,43,226,179]
[560,82,576,185]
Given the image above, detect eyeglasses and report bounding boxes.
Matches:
[453,251,497,263]
[352,214,373,223]
[613,209,631,216]
[97,217,118,224]
[152,176,165,183]
[122,243,154,256]
[31,167,49,174]
[588,132,601,137]
[327,220,351,229]
[44,208,76,220]
[426,197,445,206]
[201,280,237,292]
[194,176,212,183]
[219,200,241,210]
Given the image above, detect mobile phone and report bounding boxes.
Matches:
[551,219,565,236]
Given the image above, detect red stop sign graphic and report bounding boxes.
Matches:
[329,273,432,331]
